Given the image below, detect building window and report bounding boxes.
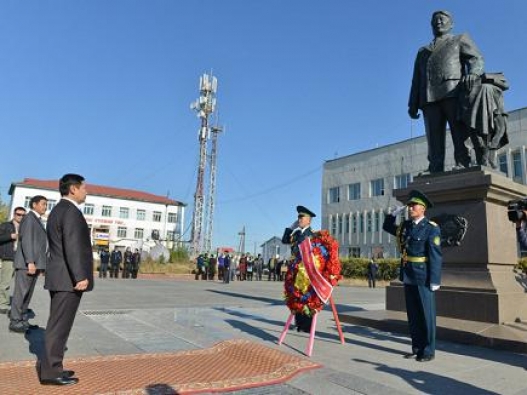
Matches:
[84,203,94,216]
[136,209,146,221]
[338,215,343,235]
[350,247,360,258]
[359,213,364,233]
[498,154,508,176]
[512,151,523,182]
[102,205,112,217]
[167,231,175,241]
[153,211,162,222]
[134,228,144,239]
[348,183,361,200]
[117,227,127,238]
[330,216,337,235]
[328,187,340,203]
[344,214,350,234]
[24,196,31,208]
[370,178,384,197]
[366,212,372,233]
[374,211,380,232]
[168,212,178,223]
[352,214,357,234]
[394,173,412,190]
[47,199,57,212]
[119,207,129,219]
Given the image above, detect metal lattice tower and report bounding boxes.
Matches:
[190,73,218,257]
[237,226,246,255]
[204,125,223,253]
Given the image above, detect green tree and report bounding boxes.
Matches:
[0,194,8,223]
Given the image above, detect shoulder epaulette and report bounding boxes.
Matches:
[429,220,438,227]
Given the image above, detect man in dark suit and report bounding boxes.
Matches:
[0,207,26,315]
[408,10,484,173]
[38,174,93,386]
[9,196,48,333]
[383,190,442,362]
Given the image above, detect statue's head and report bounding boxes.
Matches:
[431,10,453,37]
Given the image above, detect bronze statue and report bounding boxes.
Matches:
[409,10,485,173]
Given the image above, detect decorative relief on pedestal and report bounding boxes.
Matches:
[431,214,469,247]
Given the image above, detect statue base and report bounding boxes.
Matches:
[340,167,527,350]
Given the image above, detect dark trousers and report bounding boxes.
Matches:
[423,98,471,172]
[99,263,109,278]
[109,264,120,278]
[404,284,436,357]
[39,291,82,380]
[10,269,38,323]
[367,274,376,288]
[223,267,230,283]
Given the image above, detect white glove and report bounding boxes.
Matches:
[391,206,406,216]
[430,284,440,291]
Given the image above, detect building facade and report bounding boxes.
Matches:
[9,178,186,252]
[322,107,527,259]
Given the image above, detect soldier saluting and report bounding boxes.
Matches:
[383,190,442,362]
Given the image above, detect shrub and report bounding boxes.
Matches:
[339,257,399,280]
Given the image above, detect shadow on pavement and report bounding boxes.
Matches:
[353,358,500,395]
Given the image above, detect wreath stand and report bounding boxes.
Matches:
[278,295,345,357]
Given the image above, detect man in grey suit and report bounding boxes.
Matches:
[408,10,484,173]
[9,196,48,333]
[38,174,93,386]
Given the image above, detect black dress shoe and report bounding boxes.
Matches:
[403,352,417,359]
[416,355,435,362]
[40,377,79,386]
[8,322,28,333]
[62,370,75,378]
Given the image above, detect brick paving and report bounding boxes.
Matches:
[0,339,320,395]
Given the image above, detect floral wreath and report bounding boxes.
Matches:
[283,230,342,316]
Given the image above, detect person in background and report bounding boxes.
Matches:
[109,246,122,279]
[98,248,110,279]
[10,195,48,333]
[131,249,141,279]
[367,258,379,288]
[122,247,133,279]
[0,207,26,315]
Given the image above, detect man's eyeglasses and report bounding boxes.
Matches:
[14,213,25,217]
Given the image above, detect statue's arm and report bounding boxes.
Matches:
[408,52,422,119]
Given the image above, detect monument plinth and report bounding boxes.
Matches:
[340,167,527,351]
[385,167,527,324]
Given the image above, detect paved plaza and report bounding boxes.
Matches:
[1,276,527,394]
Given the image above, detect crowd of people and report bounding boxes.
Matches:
[194,252,289,283]
[98,246,141,279]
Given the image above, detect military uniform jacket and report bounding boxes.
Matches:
[383,214,442,286]
[409,33,484,110]
[282,226,314,258]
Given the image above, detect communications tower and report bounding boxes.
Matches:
[190,73,218,257]
[204,124,223,253]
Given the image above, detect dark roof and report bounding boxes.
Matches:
[9,178,185,206]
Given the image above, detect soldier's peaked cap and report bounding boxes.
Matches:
[296,205,316,218]
[406,190,433,209]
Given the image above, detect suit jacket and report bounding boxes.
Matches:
[14,211,48,270]
[0,221,17,260]
[383,214,442,286]
[45,199,94,292]
[409,33,484,111]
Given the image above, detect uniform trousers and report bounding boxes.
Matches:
[404,284,436,357]
[422,97,471,172]
[39,291,82,380]
[10,269,38,322]
[0,258,14,309]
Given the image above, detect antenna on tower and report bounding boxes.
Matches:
[190,72,219,257]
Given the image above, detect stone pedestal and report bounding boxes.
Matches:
[386,167,527,324]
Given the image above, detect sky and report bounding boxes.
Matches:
[1,1,527,252]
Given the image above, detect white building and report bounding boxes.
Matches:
[9,178,186,252]
[322,107,527,259]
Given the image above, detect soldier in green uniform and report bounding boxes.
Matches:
[383,190,442,362]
